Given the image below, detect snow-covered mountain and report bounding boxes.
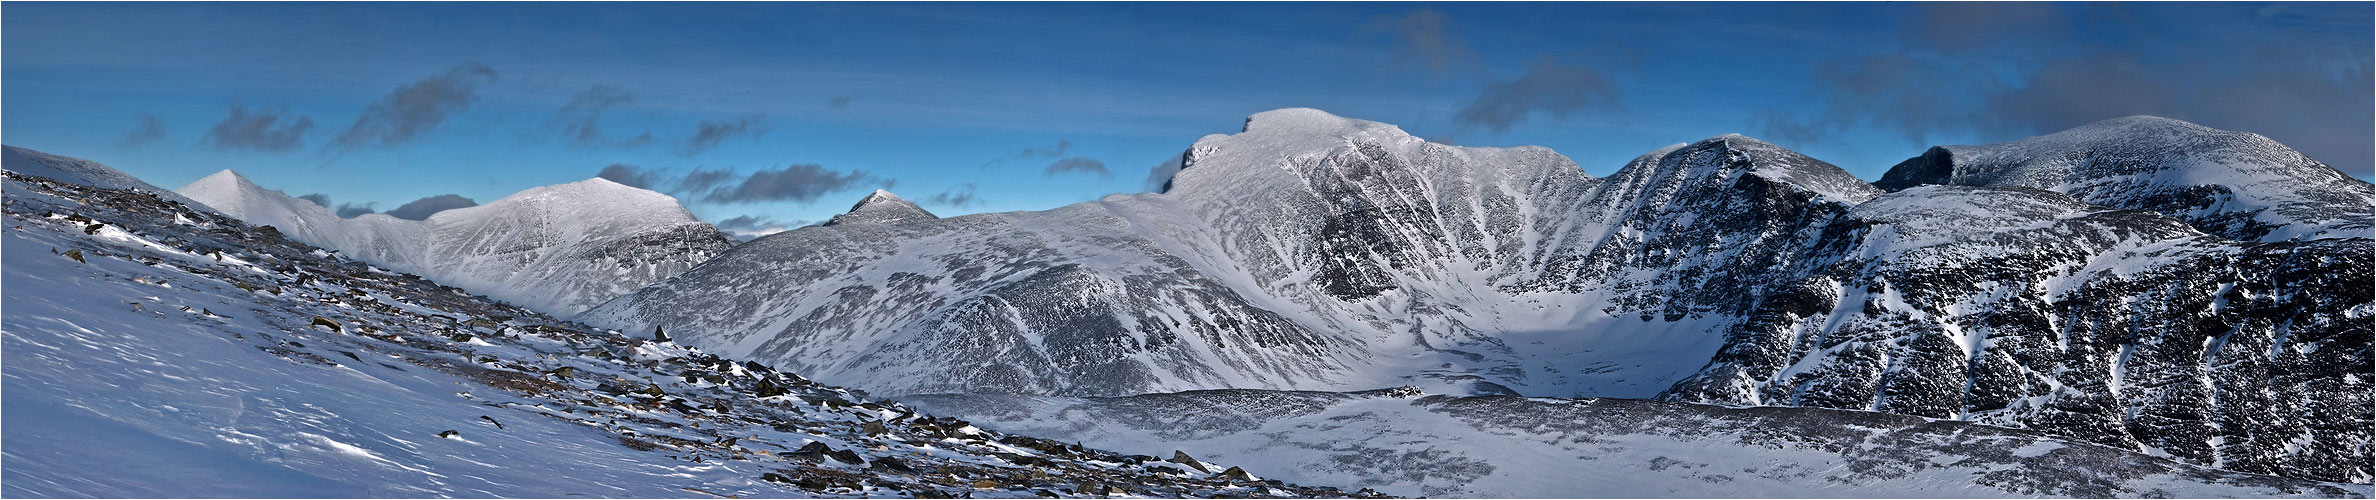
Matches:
[903,389,2369,498]
[586,108,2371,484]
[2,168,1373,498]
[176,169,734,317]
[1873,115,2375,242]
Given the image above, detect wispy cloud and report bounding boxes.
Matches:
[331,63,498,150]
[1454,57,1622,133]
[712,214,809,241]
[121,112,167,146]
[701,164,882,203]
[681,114,766,155]
[594,163,886,205]
[546,84,653,150]
[383,194,477,220]
[596,163,656,189]
[1045,157,1111,179]
[987,139,1112,179]
[335,202,377,219]
[1364,9,1478,75]
[204,105,314,152]
[925,183,982,207]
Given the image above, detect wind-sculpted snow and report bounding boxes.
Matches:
[902,389,2369,498]
[588,108,2372,483]
[1874,115,2375,241]
[176,170,734,317]
[0,171,1378,498]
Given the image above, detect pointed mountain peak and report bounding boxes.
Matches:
[825,189,936,226]
[178,169,282,203]
[190,169,255,187]
[856,189,906,206]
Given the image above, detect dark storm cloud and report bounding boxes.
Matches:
[1143,155,1185,193]
[925,183,982,207]
[332,63,498,149]
[699,164,884,204]
[1757,3,2375,176]
[1365,9,1477,74]
[296,193,333,208]
[384,194,478,220]
[1044,157,1111,179]
[335,203,377,219]
[549,84,651,149]
[204,105,315,152]
[121,112,167,146]
[596,163,656,189]
[681,114,766,155]
[1454,58,1622,133]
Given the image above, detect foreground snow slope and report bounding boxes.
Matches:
[904,390,2370,499]
[0,170,1371,498]
[175,168,734,317]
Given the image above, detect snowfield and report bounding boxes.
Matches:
[905,389,2372,498]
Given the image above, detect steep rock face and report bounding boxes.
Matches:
[588,109,2370,483]
[1658,184,2372,483]
[1872,116,2374,242]
[1524,135,1878,320]
[177,174,733,316]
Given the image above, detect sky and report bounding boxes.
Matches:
[5,2,2370,237]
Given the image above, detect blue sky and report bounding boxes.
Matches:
[5,2,2369,234]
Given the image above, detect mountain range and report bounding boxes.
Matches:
[12,107,2366,491]
[171,169,735,317]
[581,109,2372,484]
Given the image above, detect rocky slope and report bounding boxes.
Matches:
[2,145,214,212]
[0,167,1374,498]
[585,109,2371,484]
[176,169,734,317]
